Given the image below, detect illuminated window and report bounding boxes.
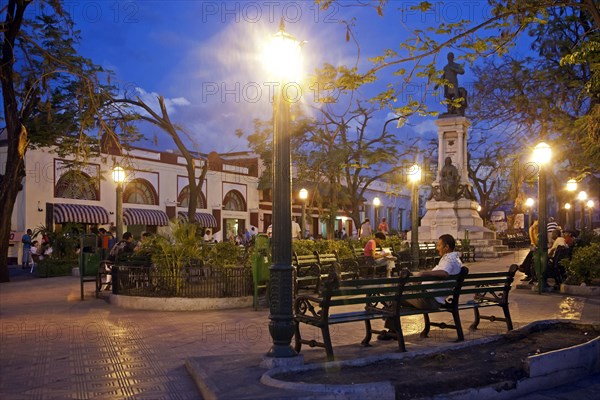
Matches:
[55,170,98,200]
[178,186,206,209]
[123,178,158,205]
[223,190,246,211]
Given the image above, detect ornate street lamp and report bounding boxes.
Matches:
[587,199,595,230]
[263,19,304,361]
[373,196,381,229]
[408,164,422,270]
[578,191,588,231]
[532,142,551,294]
[525,197,535,230]
[299,188,308,239]
[112,166,126,241]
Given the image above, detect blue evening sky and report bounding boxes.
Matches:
[64,1,513,154]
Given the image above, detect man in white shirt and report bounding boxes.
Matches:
[548,229,567,258]
[379,234,463,340]
[291,219,302,240]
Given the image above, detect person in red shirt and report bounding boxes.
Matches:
[363,232,396,278]
[378,218,389,235]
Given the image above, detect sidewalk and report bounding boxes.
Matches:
[1,251,599,399]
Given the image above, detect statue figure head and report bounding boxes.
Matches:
[445,156,453,166]
[447,52,455,62]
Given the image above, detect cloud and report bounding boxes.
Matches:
[413,119,437,135]
[134,87,191,116]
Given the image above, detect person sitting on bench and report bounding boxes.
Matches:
[379,234,463,340]
[101,232,136,291]
[364,232,396,278]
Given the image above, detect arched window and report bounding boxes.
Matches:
[178,185,206,209]
[123,178,158,205]
[55,170,98,200]
[223,190,246,211]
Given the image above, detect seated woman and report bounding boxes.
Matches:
[363,232,396,278]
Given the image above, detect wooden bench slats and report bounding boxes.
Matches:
[294,264,518,361]
[329,294,399,307]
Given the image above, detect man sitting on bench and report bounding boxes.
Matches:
[379,234,463,340]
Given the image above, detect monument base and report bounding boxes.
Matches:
[417,199,494,241]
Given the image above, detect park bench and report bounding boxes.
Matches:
[292,252,322,293]
[294,264,518,360]
[294,271,410,360]
[315,251,359,281]
[348,247,388,278]
[456,239,476,263]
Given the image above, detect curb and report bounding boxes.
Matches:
[259,320,600,400]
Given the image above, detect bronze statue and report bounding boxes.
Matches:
[440,157,460,200]
[436,52,468,116]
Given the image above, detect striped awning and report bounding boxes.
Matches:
[177,211,218,227]
[123,208,169,226]
[53,204,109,224]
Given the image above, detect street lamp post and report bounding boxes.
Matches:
[299,188,308,239]
[587,200,595,230]
[532,142,551,294]
[263,19,303,360]
[373,196,381,229]
[525,197,535,230]
[409,164,422,270]
[112,166,126,241]
[578,191,588,231]
[566,179,577,231]
[564,203,571,231]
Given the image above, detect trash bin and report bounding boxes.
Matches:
[79,234,101,300]
[252,234,271,310]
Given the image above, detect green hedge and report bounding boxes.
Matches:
[36,258,78,277]
[562,242,600,285]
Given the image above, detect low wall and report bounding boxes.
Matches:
[109,294,253,311]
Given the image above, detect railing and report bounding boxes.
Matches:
[113,265,253,298]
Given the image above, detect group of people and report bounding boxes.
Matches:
[100,231,151,291]
[519,216,574,286]
[358,218,390,239]
[21,229,53,272]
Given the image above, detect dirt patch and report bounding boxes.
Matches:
[274,323,600,399]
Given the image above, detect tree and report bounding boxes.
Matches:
[109,96,208,222]
[241,102,418,238]
[1,1,119,282]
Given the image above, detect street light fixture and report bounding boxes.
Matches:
[112,166,126,241]
[263,19,304,361]
[531,142,551,294]
[299,188,308,239]
[373,196,381,229]
[408,163,422,270]
[578,191,588,231]
[525,197,535,230]
[566,179,577,231]
[587,200,595,230]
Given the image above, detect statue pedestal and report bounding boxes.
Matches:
[412,115,494,242]
[417,199,493,241]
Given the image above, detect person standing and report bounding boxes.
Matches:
[529,218,539,249]
[359,219,372,239]
[291,218,302,240]
[378,218,389,235]
[21,229,33,270]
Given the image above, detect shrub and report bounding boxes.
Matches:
[561,242,600,285]
[36,258,78,277]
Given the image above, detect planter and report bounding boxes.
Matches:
[560,283,600,296]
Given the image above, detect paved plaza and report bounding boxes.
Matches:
[1,249,599,399]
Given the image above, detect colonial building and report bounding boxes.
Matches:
[2,138,261,263]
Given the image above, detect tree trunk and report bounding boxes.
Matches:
[0,0,30,282]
